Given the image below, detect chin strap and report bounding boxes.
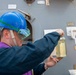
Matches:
[10,30,17,46]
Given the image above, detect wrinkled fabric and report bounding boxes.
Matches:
[0,42,32,75]
[0,32,60,75]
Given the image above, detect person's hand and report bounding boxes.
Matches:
[44,56,59,70]
[56,29,64,37]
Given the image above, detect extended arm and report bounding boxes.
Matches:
[0,32,60,74]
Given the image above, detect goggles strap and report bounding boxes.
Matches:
[10,30,17,46]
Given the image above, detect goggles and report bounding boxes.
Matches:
[18,28,30,40]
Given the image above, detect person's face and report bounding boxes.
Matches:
[13,31,23,46]
[1,29,23,46]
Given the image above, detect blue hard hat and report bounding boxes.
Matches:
[0,12,30,38]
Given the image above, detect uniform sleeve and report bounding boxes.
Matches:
[33,63,46,75]
[0,32,60,74]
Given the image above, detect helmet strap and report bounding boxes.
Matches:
[10,30,17,46]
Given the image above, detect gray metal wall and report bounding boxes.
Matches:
[0,0,76,75]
